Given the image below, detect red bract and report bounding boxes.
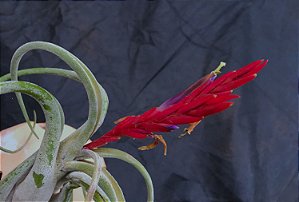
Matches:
[84,59,268,155]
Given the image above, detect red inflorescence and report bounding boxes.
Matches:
[84,59,268,155]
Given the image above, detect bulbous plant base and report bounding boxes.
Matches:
[0,122,104,201]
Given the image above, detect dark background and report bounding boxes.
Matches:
[0,1,297,202]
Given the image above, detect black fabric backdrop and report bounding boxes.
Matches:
[0,1,297,202]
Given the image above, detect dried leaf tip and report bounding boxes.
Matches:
[138,135,168,156]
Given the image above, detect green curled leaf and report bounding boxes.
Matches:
[0,68,79,82]
[0,80,64,201]
[94,148,154,202]
[8,41,108,167]
[63,160,125,201]
[66,171,110,202]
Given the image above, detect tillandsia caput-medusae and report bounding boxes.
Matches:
[0,41,267,202]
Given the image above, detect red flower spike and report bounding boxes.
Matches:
[84,59,268,155]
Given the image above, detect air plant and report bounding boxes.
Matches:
[0,41,267,201]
